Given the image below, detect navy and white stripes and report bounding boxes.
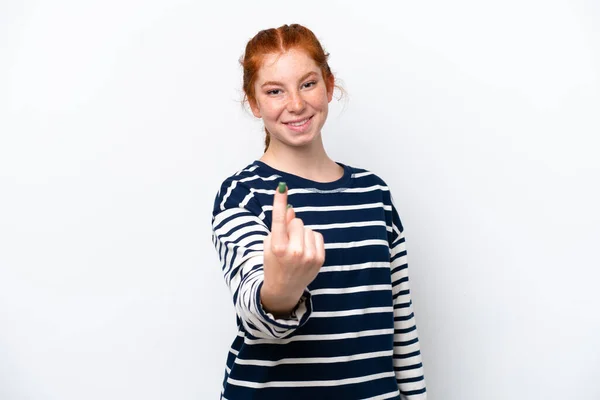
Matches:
[211,160,426,399]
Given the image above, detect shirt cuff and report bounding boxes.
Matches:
[256,281,313,329]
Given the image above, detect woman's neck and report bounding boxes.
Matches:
[259,142,344,183]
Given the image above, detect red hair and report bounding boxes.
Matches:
[240,24,340,152]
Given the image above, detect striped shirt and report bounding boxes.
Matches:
[211,159,427,400]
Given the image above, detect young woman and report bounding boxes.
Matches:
[211,24,427,400]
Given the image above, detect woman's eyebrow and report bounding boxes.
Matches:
[261,71,319,88]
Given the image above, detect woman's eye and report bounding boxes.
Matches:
[303,81,317,89]
[266,89,281,95]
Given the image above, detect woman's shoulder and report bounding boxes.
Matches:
[215,160,262,188]
[343,161,391,189]
[211,160,272,217]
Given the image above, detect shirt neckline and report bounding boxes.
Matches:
[252,160,353,191]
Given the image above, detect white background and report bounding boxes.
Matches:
[1,1,599,399]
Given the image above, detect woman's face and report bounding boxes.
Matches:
[250,48,334,149]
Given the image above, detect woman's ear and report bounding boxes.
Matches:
[326,75,335,103]
[249,98,262,118]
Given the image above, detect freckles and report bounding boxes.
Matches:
[309,88,329,104]
[308,97,328,111]
[264,104,285,120]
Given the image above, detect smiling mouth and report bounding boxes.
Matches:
[284,116,313,126]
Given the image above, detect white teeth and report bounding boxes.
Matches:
[288,118,309,126]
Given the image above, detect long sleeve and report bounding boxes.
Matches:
[211,178,313,340]
[389,195,427,399]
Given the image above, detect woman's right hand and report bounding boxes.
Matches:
[260,182,325,316]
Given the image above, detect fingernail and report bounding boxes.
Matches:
[278,182,287,193]
[287,204,292,209]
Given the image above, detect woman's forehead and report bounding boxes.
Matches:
[257,49,320,83]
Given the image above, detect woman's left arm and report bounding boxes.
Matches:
[389,195,428,399]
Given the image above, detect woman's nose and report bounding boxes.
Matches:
[287,91,306,113]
